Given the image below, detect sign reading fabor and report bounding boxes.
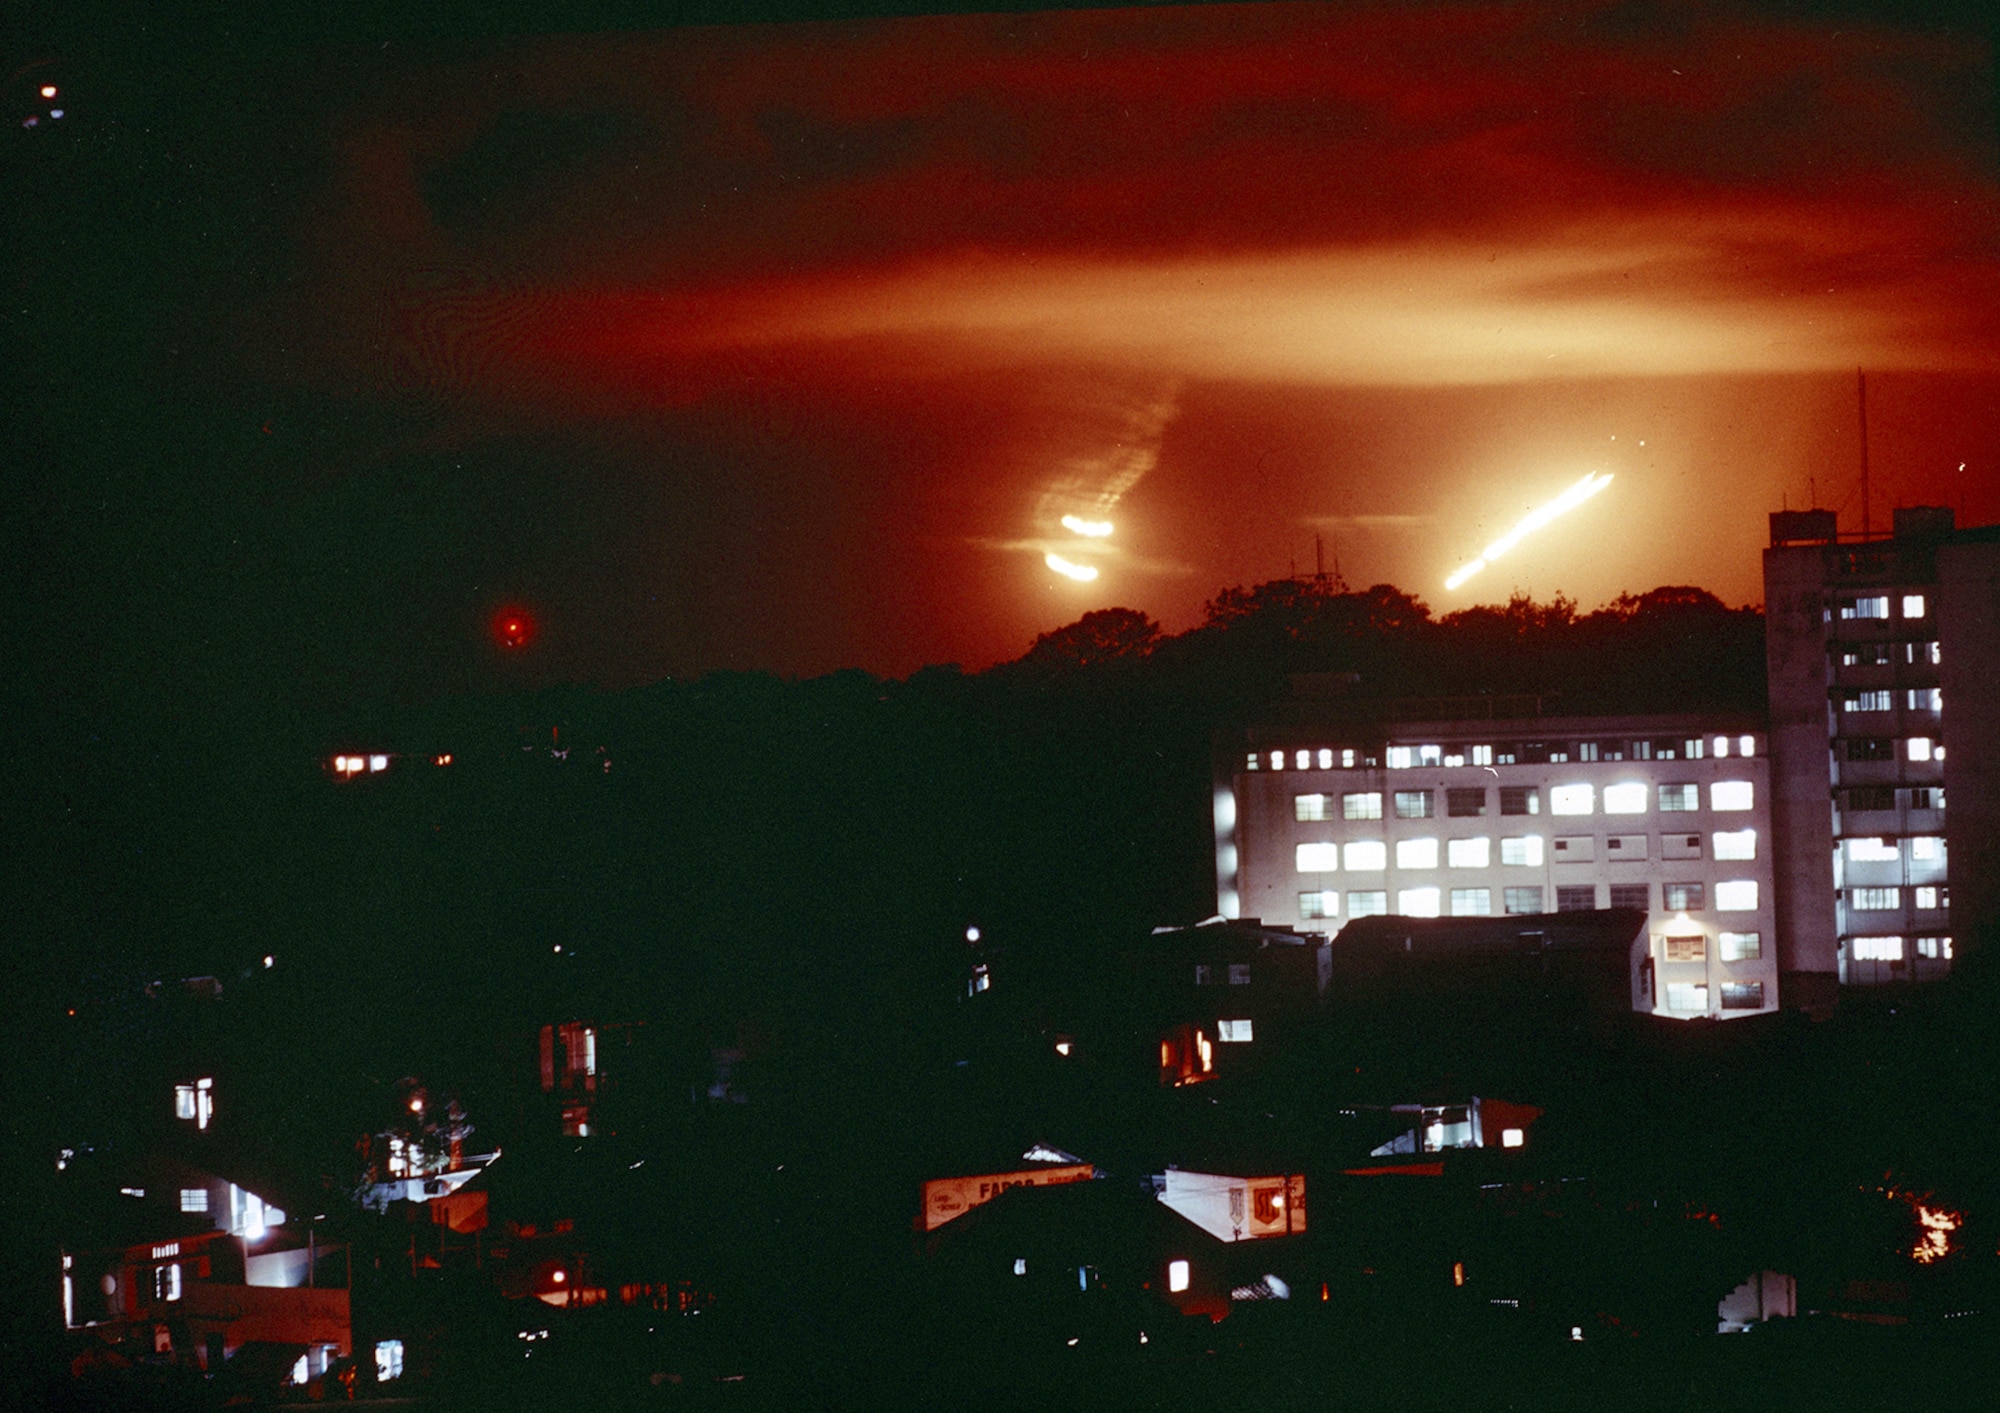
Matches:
[921,1164,1095,1231]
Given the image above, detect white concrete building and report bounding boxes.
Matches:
[1764,506,2000,996]
[1215,708,1779,1021]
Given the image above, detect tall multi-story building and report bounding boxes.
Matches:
[1215,705,1780,1021]
[1764,507,2000,1000]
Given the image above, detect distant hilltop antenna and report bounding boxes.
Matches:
[1857,369,1871,538]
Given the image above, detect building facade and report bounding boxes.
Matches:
[1215,710,1779,1021]
[1764,507,2000,994]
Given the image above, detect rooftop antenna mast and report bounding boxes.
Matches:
[1857,368,1871,539]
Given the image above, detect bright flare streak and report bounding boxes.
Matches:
[1045,553,1100,582]
[1061,515,1114,538]
[1444,472,1614,591]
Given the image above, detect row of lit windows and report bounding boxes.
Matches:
[1295,830,1757,873]
[1298,878,1757,920]
[1849,936,1952,961]
[1848,886,1948,912]
[1295,782,1752,822]
[1659,932,1764,963]
[1249,735,1757,773]
[1664,982,1764,1013]
[1842,836,1944,863]
[1839,690,1941,715]
[1837,640,1940,666]
[1837,594,1928,620]
[1840,785,1943,812]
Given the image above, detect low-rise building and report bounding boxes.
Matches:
[1216,707,1779,1020]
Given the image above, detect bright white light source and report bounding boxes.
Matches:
[1044,552,1099,582]
[965,925,981,943]
[1444,472,1614,590]
[41,85,58,98]
[1501,1128,1524,1148]
[368,754,389,772]
[263,954,274,968]
[1055,1040,1071,1056]
[1060,515,1114,537]
[1168,1259,1190,1293]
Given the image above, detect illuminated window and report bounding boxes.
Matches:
[1910,836,1943,860]
[1342,749,1357,767]
[375,1341,404,1382]
[1712,830,1756,861]
[1555,885,1597,912]
[1194,965,1212,985]
[1710,781,1753,811]
[1609,884,1649,910]
[1851,887,1900,911]
[1840,595,1890,619]
[1469,745,1493,766]
[1294,794,1333,822]
[1168,1260,1190,1293]
[1713,736,1729,758]
[1447,837,1490,868]
[1902,594,1926,618]
[1499,835,1543,867]
[1916,936,1941,959]
[153,1263,182,1302]
[1683,739,1706,760]
[1719,931,1761,962]
[1851,936,1903,961]
[1446,788,1486,817]
[1217,1019,1254,1042]
[1663,882,1705,911]
[1295,750,1311,770]
[1844,835,1894,863]
[1549,784,1594,816]
[175,1085,196,1121]
[1907,688,1941,712]
[1228,964,1251,985]
[1905,737,1934,763]
[1397,887,1441,918]
[1394,790,1433,819]
[1449,888,1490,916]
[180,1188,208,1214]
[1665,983,1708,1013]
[1502,886,1543,915]
[1658,784,1696,812]
[1914,886,1939,911]
[1386,747,1414,769]
[1347,890,1388,918]
[1317,749,1333,769]
[1419,745,1443,766]
[1396,838,1438,869]
[1715,880,1758,911]
[1739,735,1755,756]
[1574,741,1598,762]
[1720,982,1764,1010]
[1299,890,1338,919]
[1344,840,1386,871]
[1603,782,1647,814]
[1499,787,1539,817]
[1843,690,1893,713]
[1343,792,1383,821]
[1295,842,1340,872]
[1663,935,1705,963]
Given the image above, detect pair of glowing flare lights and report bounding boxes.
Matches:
[1046,513,1113,582]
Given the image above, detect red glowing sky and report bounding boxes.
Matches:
[237,2,2000,683]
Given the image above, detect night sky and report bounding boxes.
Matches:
[13,0,2000,712]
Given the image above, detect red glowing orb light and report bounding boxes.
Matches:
[492,607,536,650]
